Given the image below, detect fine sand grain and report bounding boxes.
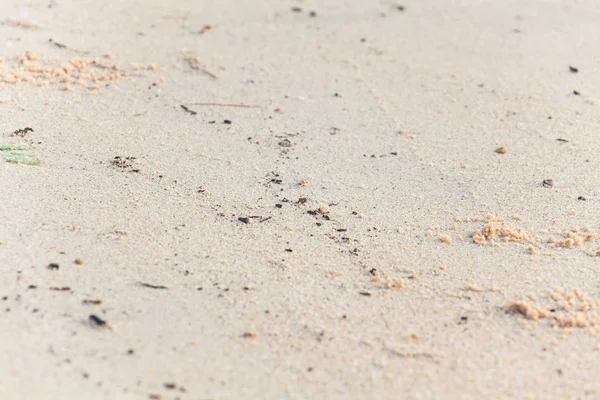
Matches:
[2,1,600,399]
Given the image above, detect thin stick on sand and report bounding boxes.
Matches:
[185,102,262,108]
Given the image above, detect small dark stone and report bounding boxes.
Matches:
[542,179,554,188]
[47,263,59,270]
[89,314,107,328]
[569,65,578,73]
[238,217,250,224]
[223,119,232,124]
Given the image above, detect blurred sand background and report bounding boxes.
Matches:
[1,0,600,398]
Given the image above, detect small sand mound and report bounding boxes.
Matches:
[506,288,600,334]
[472,215,531,245]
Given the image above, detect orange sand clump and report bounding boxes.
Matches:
[439,235,452,244]
[370,270,404,290]
[506,288,600,334]
[506,301,550,321]
[472,216,531,245]
[7,20,41,30]
[462,214,599,256]
[0,51,148,91]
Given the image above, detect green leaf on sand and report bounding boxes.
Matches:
[0,144,41,165]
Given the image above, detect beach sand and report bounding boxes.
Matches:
[1,1,600,398]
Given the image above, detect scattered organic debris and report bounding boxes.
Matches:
[137,282,168,290]
[542,179,554,188]
[194,24,212,35]
[185,102,260,108]
[82,299,102,305]
[241,332,257,339]
[110,156,139,172]
[238,216,261,224]
[0,144,41,165]
[48,38,88,55]
[49,286,71,291]
[278,139,292,148]
[11,127,34,137]
[180,104,197,115]
[48,38,67,49]
[183,53,217,79]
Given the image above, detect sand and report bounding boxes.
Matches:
[1,1,600,399]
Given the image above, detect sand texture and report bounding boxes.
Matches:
[1,1,600,399]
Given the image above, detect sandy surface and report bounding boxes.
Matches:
[2,1,600,399]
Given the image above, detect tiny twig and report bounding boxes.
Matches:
[199,67,218,79]
[186,102,261,108]
[137,282,168,290]
[180,104,197,115]
[48,38,89,55]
